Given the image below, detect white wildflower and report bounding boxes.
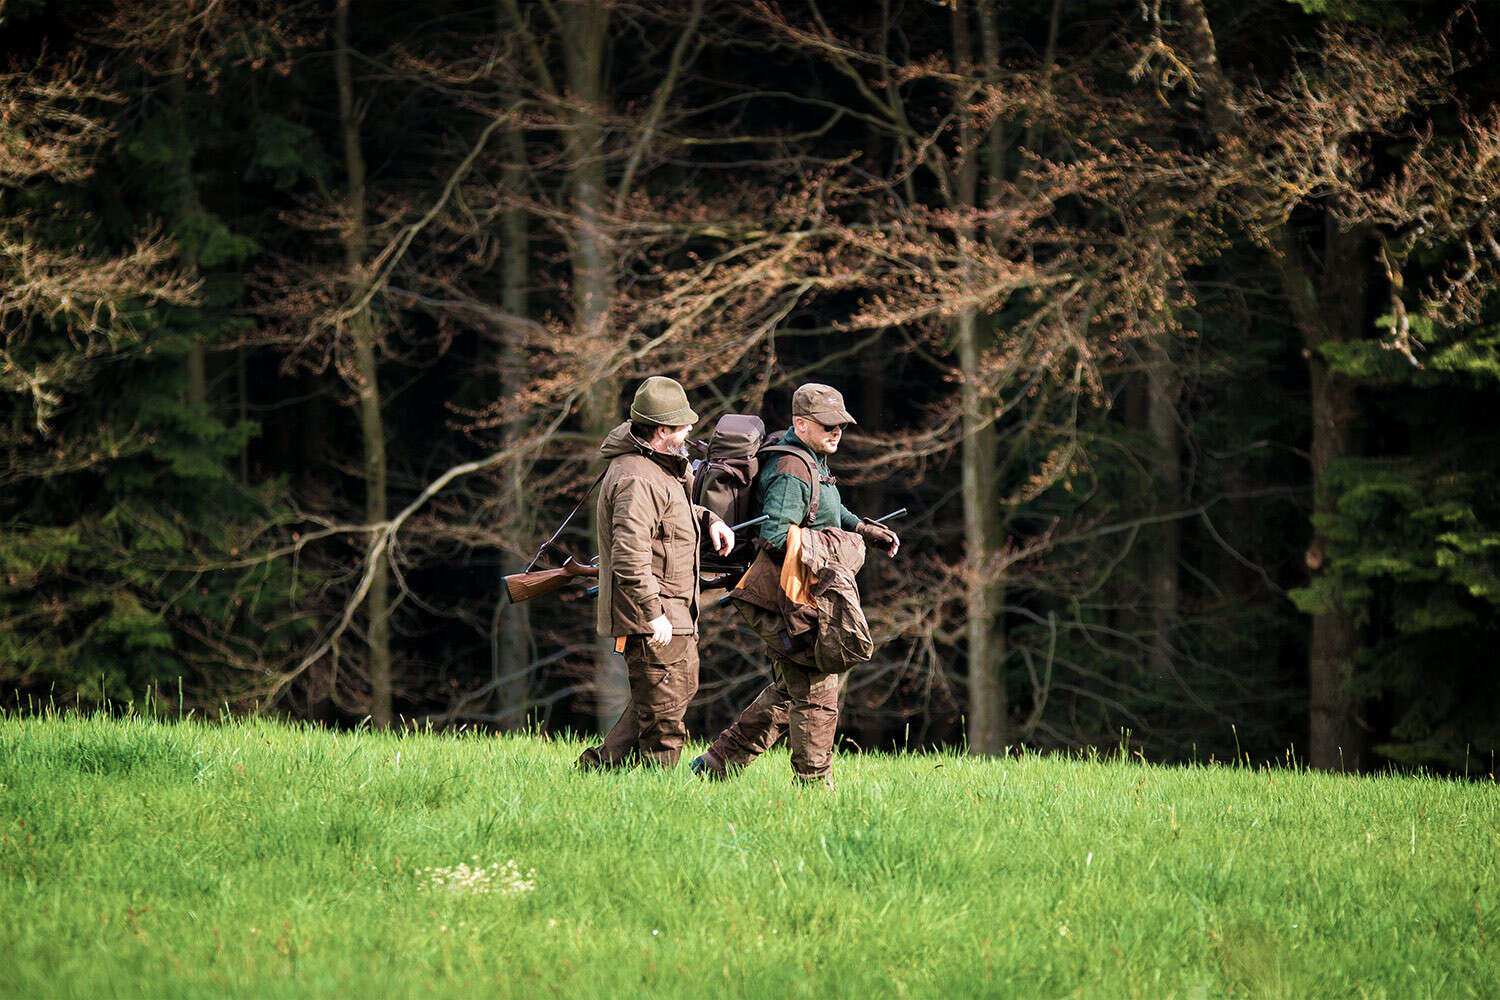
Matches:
[416,859,536,896]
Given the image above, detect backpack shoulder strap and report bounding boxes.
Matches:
[758,443,821,527]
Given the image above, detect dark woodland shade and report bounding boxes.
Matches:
[1,0,1497,772]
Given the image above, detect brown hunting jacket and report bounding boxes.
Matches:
[729,525,873,673]
[595,422,723,638]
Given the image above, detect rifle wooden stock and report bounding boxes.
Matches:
[503,557,598,604]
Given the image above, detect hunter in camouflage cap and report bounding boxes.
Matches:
[792,383,856,426]
[630,376,698,427]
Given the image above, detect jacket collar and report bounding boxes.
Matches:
[600,420,689,478]
[633,433,690,479]
[646,445,689,478]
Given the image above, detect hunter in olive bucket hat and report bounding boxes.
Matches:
[629,376,698,427]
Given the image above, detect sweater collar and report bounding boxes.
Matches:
[782,428,830,472]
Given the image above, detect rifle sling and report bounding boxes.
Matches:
[523,468,607,573]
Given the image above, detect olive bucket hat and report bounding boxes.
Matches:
[629,376,698,427]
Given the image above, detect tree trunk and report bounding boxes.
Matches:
[237,352,249,484]
[1144,337,1181,678]
[975,0,1004,203]
[167,39,208,412]
[336,0,393,728]
[1273,223,1365,771]
[496,122,533,730]
[1022,0,1065,157]
[952,0,1009,755]
[1176,0,1361,768]
[959,311,1007,755]
[1310,222,1366,771]
[1306,360,1360,770]
[562,1,627,732]
[857,342,889,538]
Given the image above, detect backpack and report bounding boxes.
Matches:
[691,414,822,563]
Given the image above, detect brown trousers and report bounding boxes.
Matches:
[577,635,699,770]
[705,658,843,780]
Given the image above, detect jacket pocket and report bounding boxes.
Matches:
[657,507,695,598]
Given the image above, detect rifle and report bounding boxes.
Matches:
[507,514,772,605]
[582,514,770,598]
[868,506,907,526]
[715,506,908,607]
[503,556,598,604]
[502,468,608,605]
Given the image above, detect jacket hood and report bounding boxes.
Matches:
[599,421,648,459]
[599,420,689,475]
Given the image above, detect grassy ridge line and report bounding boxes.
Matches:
[1,713,1496,999]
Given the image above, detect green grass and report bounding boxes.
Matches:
[1,712,1496,999]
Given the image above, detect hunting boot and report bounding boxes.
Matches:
[688,750,728,780]
[794,774,836,791]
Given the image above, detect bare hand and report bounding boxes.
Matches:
[709,520,735,557]
[647,614,673,647]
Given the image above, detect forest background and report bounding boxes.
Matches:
[4,0,1499,774]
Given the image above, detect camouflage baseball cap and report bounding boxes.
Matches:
[629,376,698,426]
[792,383,856,426]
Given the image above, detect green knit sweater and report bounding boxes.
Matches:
[755,429,861,551]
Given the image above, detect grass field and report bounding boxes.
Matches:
[1,710,1496,999]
